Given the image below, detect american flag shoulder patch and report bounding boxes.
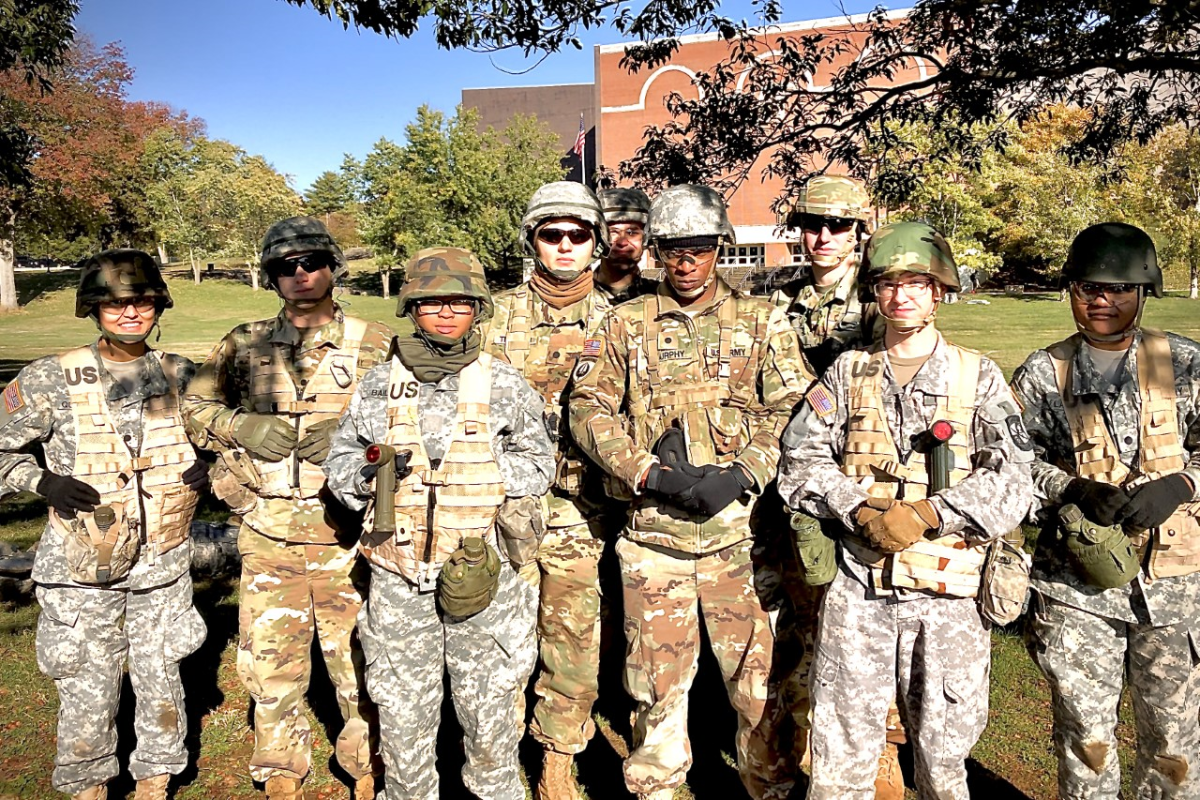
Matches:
[806,384,836,419]
[2,380,25,416]
[582,338,603,358]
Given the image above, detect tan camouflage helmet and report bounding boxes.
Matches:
[521,181,610,259]
[646,184,736,247]
[863,221,960,292]
[75,249,173,318]
[598,186,651,226]
[259,216,348,287]
[780,174,871,227]
[396,247,494,321]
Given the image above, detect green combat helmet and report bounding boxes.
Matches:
[396,246,494,322]
[259,216,348,289]
[75,248,173,319]
[598,186,651,226]
[438,537,502,620]
[521,182,610,275]
[1058,503,1140,590]
[781,175,871,268]
[1062,222,1162,298]
[646,184,736,248]
[863,221,960,291]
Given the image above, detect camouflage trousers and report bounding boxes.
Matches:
[530,517,609,754]
[617,536,794,800]
[35,573,206,794]
[359,562,538,800]
[808,568,990,800]
[1028,592,1200,800]
[236,525,372,783]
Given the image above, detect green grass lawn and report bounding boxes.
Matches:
[0,276,1189,798]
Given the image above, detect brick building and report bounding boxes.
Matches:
[462,9,922,290]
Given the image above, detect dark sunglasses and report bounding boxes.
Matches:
[269,253,335,278]
[537,227,593,246]
[799,215,857,235]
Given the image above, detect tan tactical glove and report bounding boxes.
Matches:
[232,413,297,462]
[854,496,893,529]
[860,498,941,554]
[296,418,339,465]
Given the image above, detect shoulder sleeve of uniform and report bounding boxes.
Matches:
[0,356,59,436]
[358,322,397,367]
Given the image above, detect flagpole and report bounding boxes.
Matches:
[581,115,588,186]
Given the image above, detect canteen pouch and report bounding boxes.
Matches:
[55,504,138,585]
[1059,503,1141,590]
[437,537,502,621]
[791,510,838,587]
[495,495,545,567]
[211,449,260,515]
[979,531,1031,626]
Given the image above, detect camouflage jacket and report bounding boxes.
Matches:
[569,278,811,554]
[0,343,197,589]
[482,282,615,527]
[778,334,1034,598]
[768,260,880,377]
[1011,330,1200,625]
[323,356,554,510]
[594,272,659,307]
[181,306,394,541]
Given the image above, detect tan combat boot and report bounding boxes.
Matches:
[537,749,581,800]
[637,790,675,800]
[134,774,170,800]
[873,742,905,800]
[264,775,303,800]
[72,787,107,800]
[353,774,375,800]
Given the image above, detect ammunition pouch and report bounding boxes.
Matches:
[790,510,837,587]
[437,537,502,620]
[495,495,545,566]
[978,530,1031,626]
[553,448,587,496]
[1059,503,1140,590]
[211,450,260,515]
[53,504,138,585]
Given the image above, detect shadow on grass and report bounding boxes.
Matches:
[16,269,79,306]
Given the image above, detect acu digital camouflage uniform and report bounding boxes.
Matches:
[183,302,392,786]
[569,267,811,798]
[0,249,206,798]
[778,224,1033,800]
[324,247,555,800]
[481,182,625,769]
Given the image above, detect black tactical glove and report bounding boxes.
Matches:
[296,418,339,465]
[232,413,298,462]
[394,448,413,480]
[644,462,706,499]
[181,460,210,492]
[679,465,754,517]
[1120,474,1194,530]
[1062,478,1131,527]
[653,427,690,468]
[37,472,100,517]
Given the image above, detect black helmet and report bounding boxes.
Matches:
[75,249,173,319]
[1062,223,1162,298]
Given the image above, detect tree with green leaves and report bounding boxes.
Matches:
[305,170,353,216]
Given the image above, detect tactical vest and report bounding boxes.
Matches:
[1047,329,1200,579]
[841,344,990,597]
[487,284,609,512]
[244,316,367,500]
[625,291,769,552]
[361,354,508,590]
[55,347,197,557]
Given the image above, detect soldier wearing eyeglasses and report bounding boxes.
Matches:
[1010,223,1200,800]
[777,222,1033,800]
[595,187,658,305]
[182,217,393,800]
[480,181,622,800]
[0,250,209,800]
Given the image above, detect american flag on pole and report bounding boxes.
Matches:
[573,113,586,156]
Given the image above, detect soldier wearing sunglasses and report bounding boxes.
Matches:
[183,217,393,800]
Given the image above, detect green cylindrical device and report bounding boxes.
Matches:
[366,443,397,536]
[928,420,954,494]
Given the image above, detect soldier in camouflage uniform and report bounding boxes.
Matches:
[595,187,659,304]
[0,250,208,800]
[182,218,391,800]
[778,222,1033,800]
[569,185,811,800]
[324,247,554,800]
[1011,223,1200,800]
[480,181,621,800]
[770,174,902,797]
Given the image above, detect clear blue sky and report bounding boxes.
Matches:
[76,0,885,194]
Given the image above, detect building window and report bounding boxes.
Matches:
[719,245,764,268]
[789,243,807,265]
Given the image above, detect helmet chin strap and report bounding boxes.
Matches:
[1077,288,1145,344]
[670,260,717,300]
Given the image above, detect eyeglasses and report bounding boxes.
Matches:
[799,215,857,235]
[658,246,717,262]
[875,278,934,297]
[536,227,593,246]
[415,299,476,316]
[1071,281,1141,301]
[99,297,156,314]
[269,253,335,278]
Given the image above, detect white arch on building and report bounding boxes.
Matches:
[601,64,703,113]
